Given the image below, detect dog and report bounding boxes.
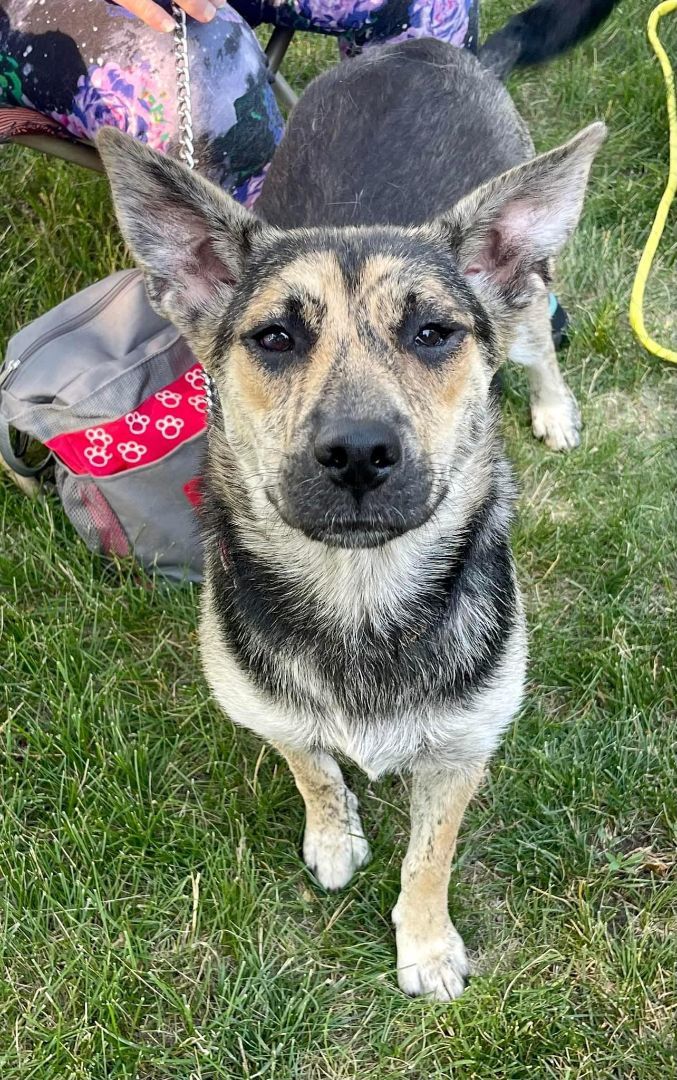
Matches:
[479,0,621,78]
[97,5,607,1001]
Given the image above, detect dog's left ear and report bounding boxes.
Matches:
[440,122,606,307]
[97,127,267,335]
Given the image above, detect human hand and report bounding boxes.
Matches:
[115,0,225,33]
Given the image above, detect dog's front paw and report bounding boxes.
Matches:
[303,789,370,891]
[531,389,581,451]
[395,923,469,1002]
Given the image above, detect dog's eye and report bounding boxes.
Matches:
[415,324,461,348]
[254,326,294,352]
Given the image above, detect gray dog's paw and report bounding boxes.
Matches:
[531,387,582,451]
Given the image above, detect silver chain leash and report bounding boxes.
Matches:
[172,3,198,170]
[171,4,218,415]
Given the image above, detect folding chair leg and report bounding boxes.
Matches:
[12,134,103,172]
[272,72,298,111]
[266,27,295,73]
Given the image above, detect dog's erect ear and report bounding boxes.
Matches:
[440,122,606,307]
[97,127,265,333]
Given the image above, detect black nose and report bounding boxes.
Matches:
[314,419,401,497]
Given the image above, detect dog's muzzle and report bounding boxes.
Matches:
[273,416,436,548]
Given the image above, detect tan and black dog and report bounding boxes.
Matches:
[98,24,605,1001]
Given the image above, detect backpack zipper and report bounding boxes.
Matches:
[0,272,138,387]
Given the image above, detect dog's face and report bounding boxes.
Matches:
[98,124,604,547]
[212,228,499,546]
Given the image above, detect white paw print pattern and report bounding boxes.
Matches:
[188,394,208,414]
[84,444,113,468]
[85,427,113,447]
[117,441,147,464]
[156,415,185,440]
[125,411,150,435]
[184,367,205,390]
[155,389,182,408]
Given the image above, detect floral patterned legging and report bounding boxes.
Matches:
[0,0,476,203]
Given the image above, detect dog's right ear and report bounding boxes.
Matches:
[97,128,267,335]
[439,122,607,311]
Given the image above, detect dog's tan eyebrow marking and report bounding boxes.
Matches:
[239,250,350,329]
[355,253,410,298]
[354,254,476,334]
[288,290,327,332]
[240,292,327,340]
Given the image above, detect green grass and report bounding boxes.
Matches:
[1,2,676,1076]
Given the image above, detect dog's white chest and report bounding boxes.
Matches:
[201,587,526,778]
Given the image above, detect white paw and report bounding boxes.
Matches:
[303,789,370,891]
[395,924,469,1002]
[531,390,581,451]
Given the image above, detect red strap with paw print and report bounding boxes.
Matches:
[45,364,208,477]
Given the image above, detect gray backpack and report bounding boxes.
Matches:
[0,270,207,582]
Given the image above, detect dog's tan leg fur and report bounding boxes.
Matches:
[275,745,370,891]
[393,764,483,1001]
[509,287,581,451]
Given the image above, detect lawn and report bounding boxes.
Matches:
[1,2,676,1076]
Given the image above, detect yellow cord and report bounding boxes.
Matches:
[629,0,677,363]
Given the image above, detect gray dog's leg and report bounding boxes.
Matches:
[509,287,582,451]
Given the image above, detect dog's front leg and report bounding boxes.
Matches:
[274,745,370,891]
[509,287,581,451]
[393,763,483,1002]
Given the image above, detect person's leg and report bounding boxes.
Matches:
[0,1,282,198]
[341,0,476,55]
[230,0,476,53]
